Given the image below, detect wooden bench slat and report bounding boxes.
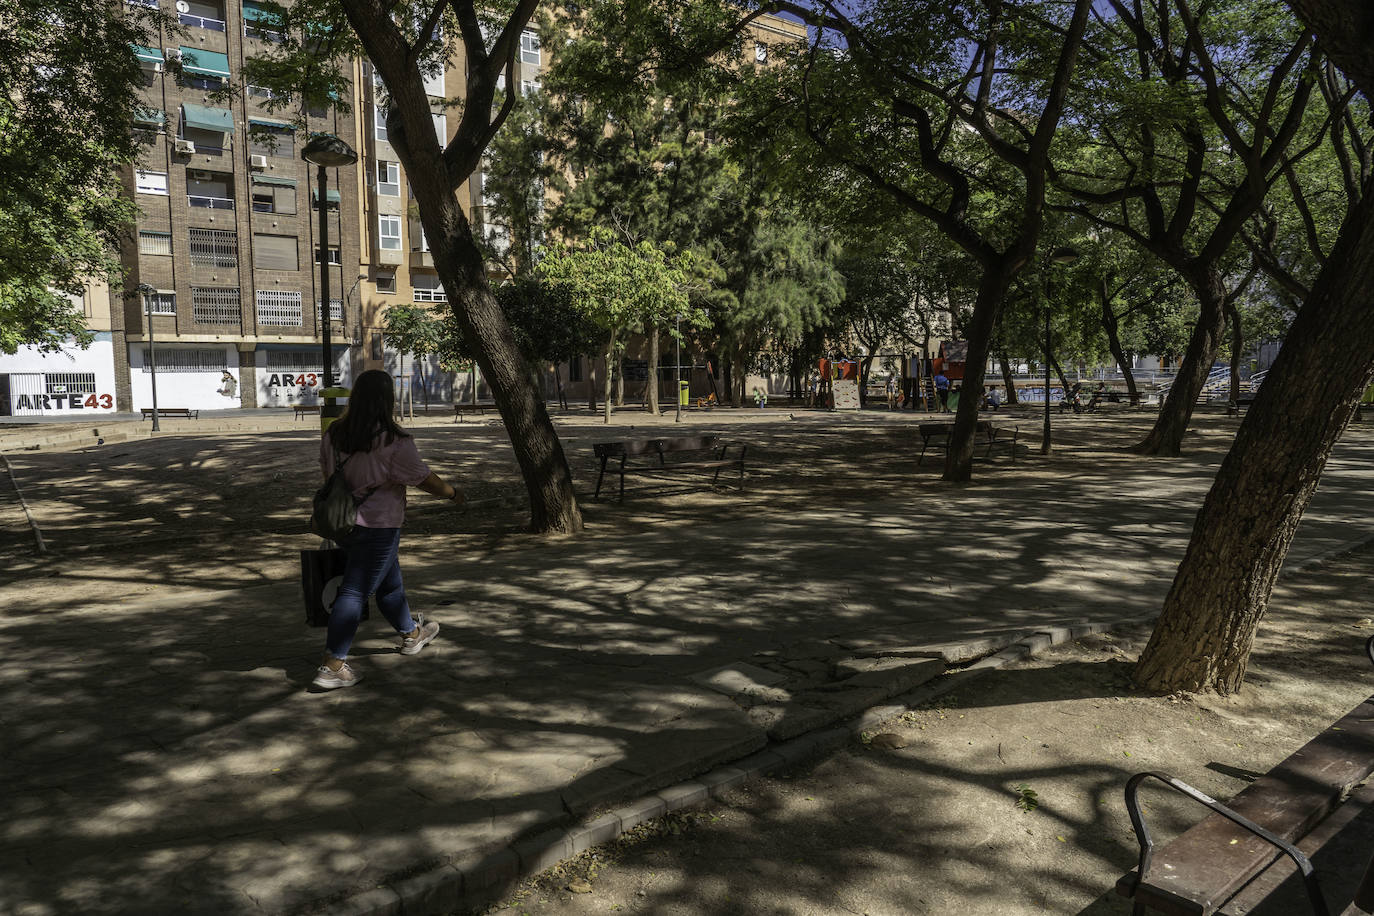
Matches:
[1120,696,1374,915]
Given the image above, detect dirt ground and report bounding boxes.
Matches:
[3,404,1371,915]
[479,547,1374,916]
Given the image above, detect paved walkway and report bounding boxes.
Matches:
[3,421,1372,915]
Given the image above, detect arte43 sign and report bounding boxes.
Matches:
[265,373,319,388]
[13,393,113,411]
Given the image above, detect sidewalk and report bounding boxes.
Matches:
[3,418,1371,915]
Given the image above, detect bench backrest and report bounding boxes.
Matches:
[594,435,719,459]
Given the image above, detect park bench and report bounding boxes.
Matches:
[593,434,747,501]
[293,404,320,420]
[141,407,198,420]
[453,403,495,422]
[1115,637,1374,915]
[917,421,1018,466]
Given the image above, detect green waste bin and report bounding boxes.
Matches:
[679,380,690,407]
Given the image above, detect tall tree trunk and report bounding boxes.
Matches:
[430,215,582,533]
[1100,280,1138,403]
[1226,299,1243,408]
[723,356,734,406]
[998,351,1019,404]
[1136,266,1227,456]
[859,355,875,407]
[602,331,615,424]
[1135,183,1374,694]
[647,323,660,416]
[1050,353,1071,393]
[945,263,1016,481]
[613,352,624,407]
[587,356,597,412]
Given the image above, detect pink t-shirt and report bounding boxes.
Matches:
[319,431,432,529]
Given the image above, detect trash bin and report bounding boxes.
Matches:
[679,380,690,407]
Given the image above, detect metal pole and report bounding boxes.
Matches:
[147,292,160,433]
[675,314,682,423]
[1042,306,1052,455]
[318,163,333,391]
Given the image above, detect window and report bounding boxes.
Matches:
[374,104,389,142]
[187,171,233,209]
[142,290,177,314]
[375,272,396,294]
[521,80,542,97]
[371,332,383,360]
[248,122,292,157]
[314,299,343,323]
[45,373,98,395]
[378,215,401,250]
[138,231,172,256]
[253,234,298,271]
[412,273,446,302]
[250,178,295,214]
[255,289,302,326]
[431,113,446,144]
[314,246,340,265]
[376,160,399,196]
[190,286,241,324]
[755,42,767,63]
[136,170,168,195]
[189,228,237,268]
[266,350,321,371]
[246,84,276,100]
[422,68,444,98]
[141,348,227,372]
[179,0,226,31]
[311,188,339,210]
[520,29,541,65]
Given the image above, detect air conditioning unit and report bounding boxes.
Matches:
[250,154,268,169]
[164,48,182,62]
[174,139,196,154]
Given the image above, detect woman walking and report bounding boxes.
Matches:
[313,369,463,690]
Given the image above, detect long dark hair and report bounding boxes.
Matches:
[326,369,410,453]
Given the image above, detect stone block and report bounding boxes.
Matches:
[697,766,749,798]
[389,863,462,916]
[688,663,788,696]
[833,657,944,698]
[323,886,401,916]
[610,794,667,831]
[655,781,709,812]
[568,813,621,855]
[729,748,786,778]
[1019,632,1056,654]
[513,828,574,876]
[458,847,520,895]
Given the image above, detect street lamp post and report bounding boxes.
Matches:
[302,133,358,432]
[1042,246,1080,455]
[141,284,161,433]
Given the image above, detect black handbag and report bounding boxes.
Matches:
[300,543,371,627]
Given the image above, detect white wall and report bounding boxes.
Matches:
[128,343,241,411]
[255,348,352,408]
[0,335,118,416]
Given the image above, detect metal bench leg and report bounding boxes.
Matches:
[595,456,608,500]
[918,438,928,466]
[619,454,627,502]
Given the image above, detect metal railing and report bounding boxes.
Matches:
[188,195,234,210]
[179,12,225,30]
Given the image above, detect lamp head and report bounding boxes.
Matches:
[302,133,358,167]
[1050,246,1080,265]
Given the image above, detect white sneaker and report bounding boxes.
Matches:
[312,662,363,690]
[400,617,440,656]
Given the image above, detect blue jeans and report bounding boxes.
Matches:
[325,526,417,659]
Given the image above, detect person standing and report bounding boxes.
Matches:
[312,369,464,690]
[934,368,951,412]
[885,375,897,410]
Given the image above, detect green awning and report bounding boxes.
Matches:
[133,107,165,126]
[183,103,234,132]
[241,0,279,23]
[311,188,342,203]
[252,175,297,186]
[134,45,164,65]
[180,47,230,78]
[248,117,292,130]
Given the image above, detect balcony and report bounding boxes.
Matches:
[179,12,226,30]
[188,195,234,210]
